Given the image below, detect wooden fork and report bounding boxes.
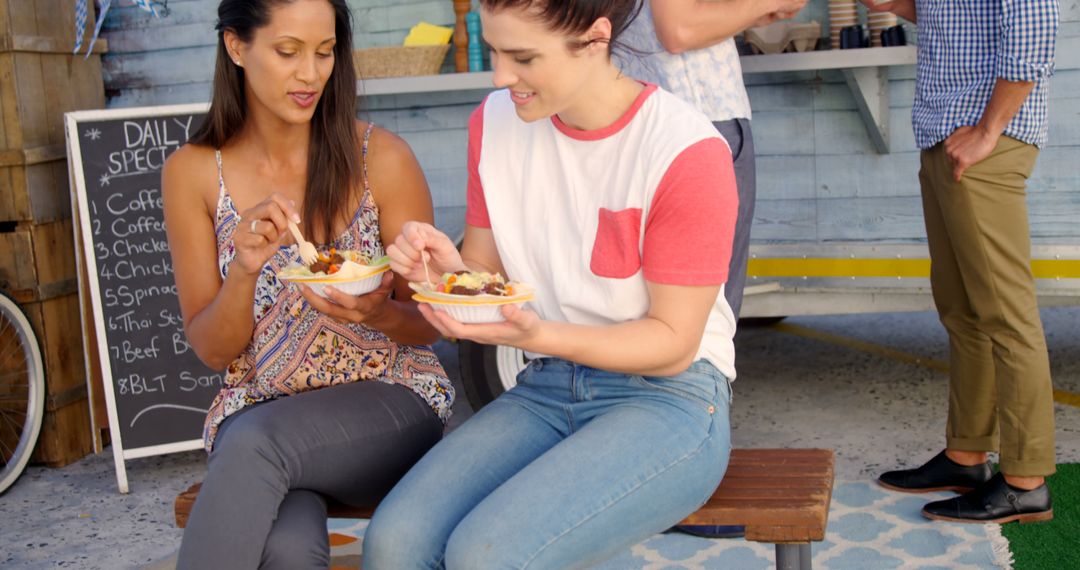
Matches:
[287,221,318,265]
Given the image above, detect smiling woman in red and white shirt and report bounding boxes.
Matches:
[371,1,739,567]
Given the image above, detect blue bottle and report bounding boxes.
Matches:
[466,12,484,72]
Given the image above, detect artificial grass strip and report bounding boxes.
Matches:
[1002,464,1080,570]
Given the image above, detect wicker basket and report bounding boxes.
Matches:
[353,45,451,79]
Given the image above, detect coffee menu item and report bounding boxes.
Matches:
[66,104,213,492]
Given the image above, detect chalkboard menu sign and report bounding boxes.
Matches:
[66,104,212,492]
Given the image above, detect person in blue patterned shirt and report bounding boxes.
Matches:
[862,0,1058,524]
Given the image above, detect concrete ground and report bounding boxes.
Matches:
[2,307,1079,569]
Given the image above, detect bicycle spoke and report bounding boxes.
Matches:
[0,368,31,383]
[0,408,27,423]
[0,343,30,376]
[0,414,16,440]
[0,380,30,400]
[0,422,15,446]
[0,410,24,435]
[0,361,30,379]
[0,336,27,367]
[0,422,24,443]
[0,423,15,457]
[0,336,27,358]
[0,363,30,375]
[0,343,27,370]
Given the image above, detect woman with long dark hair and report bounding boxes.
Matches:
[366,0,738,567]
[162,1,453,567]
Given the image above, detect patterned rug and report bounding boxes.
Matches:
[327,481,1011,569]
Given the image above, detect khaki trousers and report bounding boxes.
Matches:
[919,136,1056,477]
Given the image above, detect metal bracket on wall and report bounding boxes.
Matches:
[843,66,891,153]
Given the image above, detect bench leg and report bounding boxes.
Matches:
[775,543,812,570]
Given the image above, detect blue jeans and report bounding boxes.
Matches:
[364,358,732,569]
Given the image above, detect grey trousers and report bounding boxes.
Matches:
[714,118,756,319]
[176,380,443,570]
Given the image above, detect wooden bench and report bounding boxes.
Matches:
[176,448,833,569]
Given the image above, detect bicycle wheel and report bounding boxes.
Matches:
[0,292,45,494]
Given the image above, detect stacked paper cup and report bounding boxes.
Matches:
[868,11,898,46]
[828,0,858,49]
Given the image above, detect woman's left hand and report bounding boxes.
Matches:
[299,272,395,325]
[418,303,541,348]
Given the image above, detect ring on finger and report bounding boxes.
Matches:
[249,219,259,234]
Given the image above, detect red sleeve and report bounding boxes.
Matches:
[464,99,491,229]
[643,137,737,286]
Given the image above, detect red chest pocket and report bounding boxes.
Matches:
[590,207,643,279]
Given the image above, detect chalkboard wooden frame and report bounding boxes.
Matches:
[66,103,210,493]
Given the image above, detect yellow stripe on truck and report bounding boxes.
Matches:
[748,258,1080,279]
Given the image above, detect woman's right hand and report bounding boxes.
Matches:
[858,0,916,22]
[387,221,464,283]
[859,0,895,13]
[752,0,808,30]
[232,193,301,277]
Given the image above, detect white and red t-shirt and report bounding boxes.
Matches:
[466,84,739,378]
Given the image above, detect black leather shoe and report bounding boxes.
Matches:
[922,472,1053,524]
[878,451,992,493]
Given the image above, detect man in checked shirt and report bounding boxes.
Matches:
[860,0,1058,523]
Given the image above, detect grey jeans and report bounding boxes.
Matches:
[713,118,756,319]
[176,380,443,570]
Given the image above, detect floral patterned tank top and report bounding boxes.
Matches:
[202,124,453,451]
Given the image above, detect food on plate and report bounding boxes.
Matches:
[308,248,347,275]
[275,250,390,298]
[435,270,514,297]
[407,271,534,323]
[277,250,387,281]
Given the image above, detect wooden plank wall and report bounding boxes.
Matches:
[99,0,1080,245]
